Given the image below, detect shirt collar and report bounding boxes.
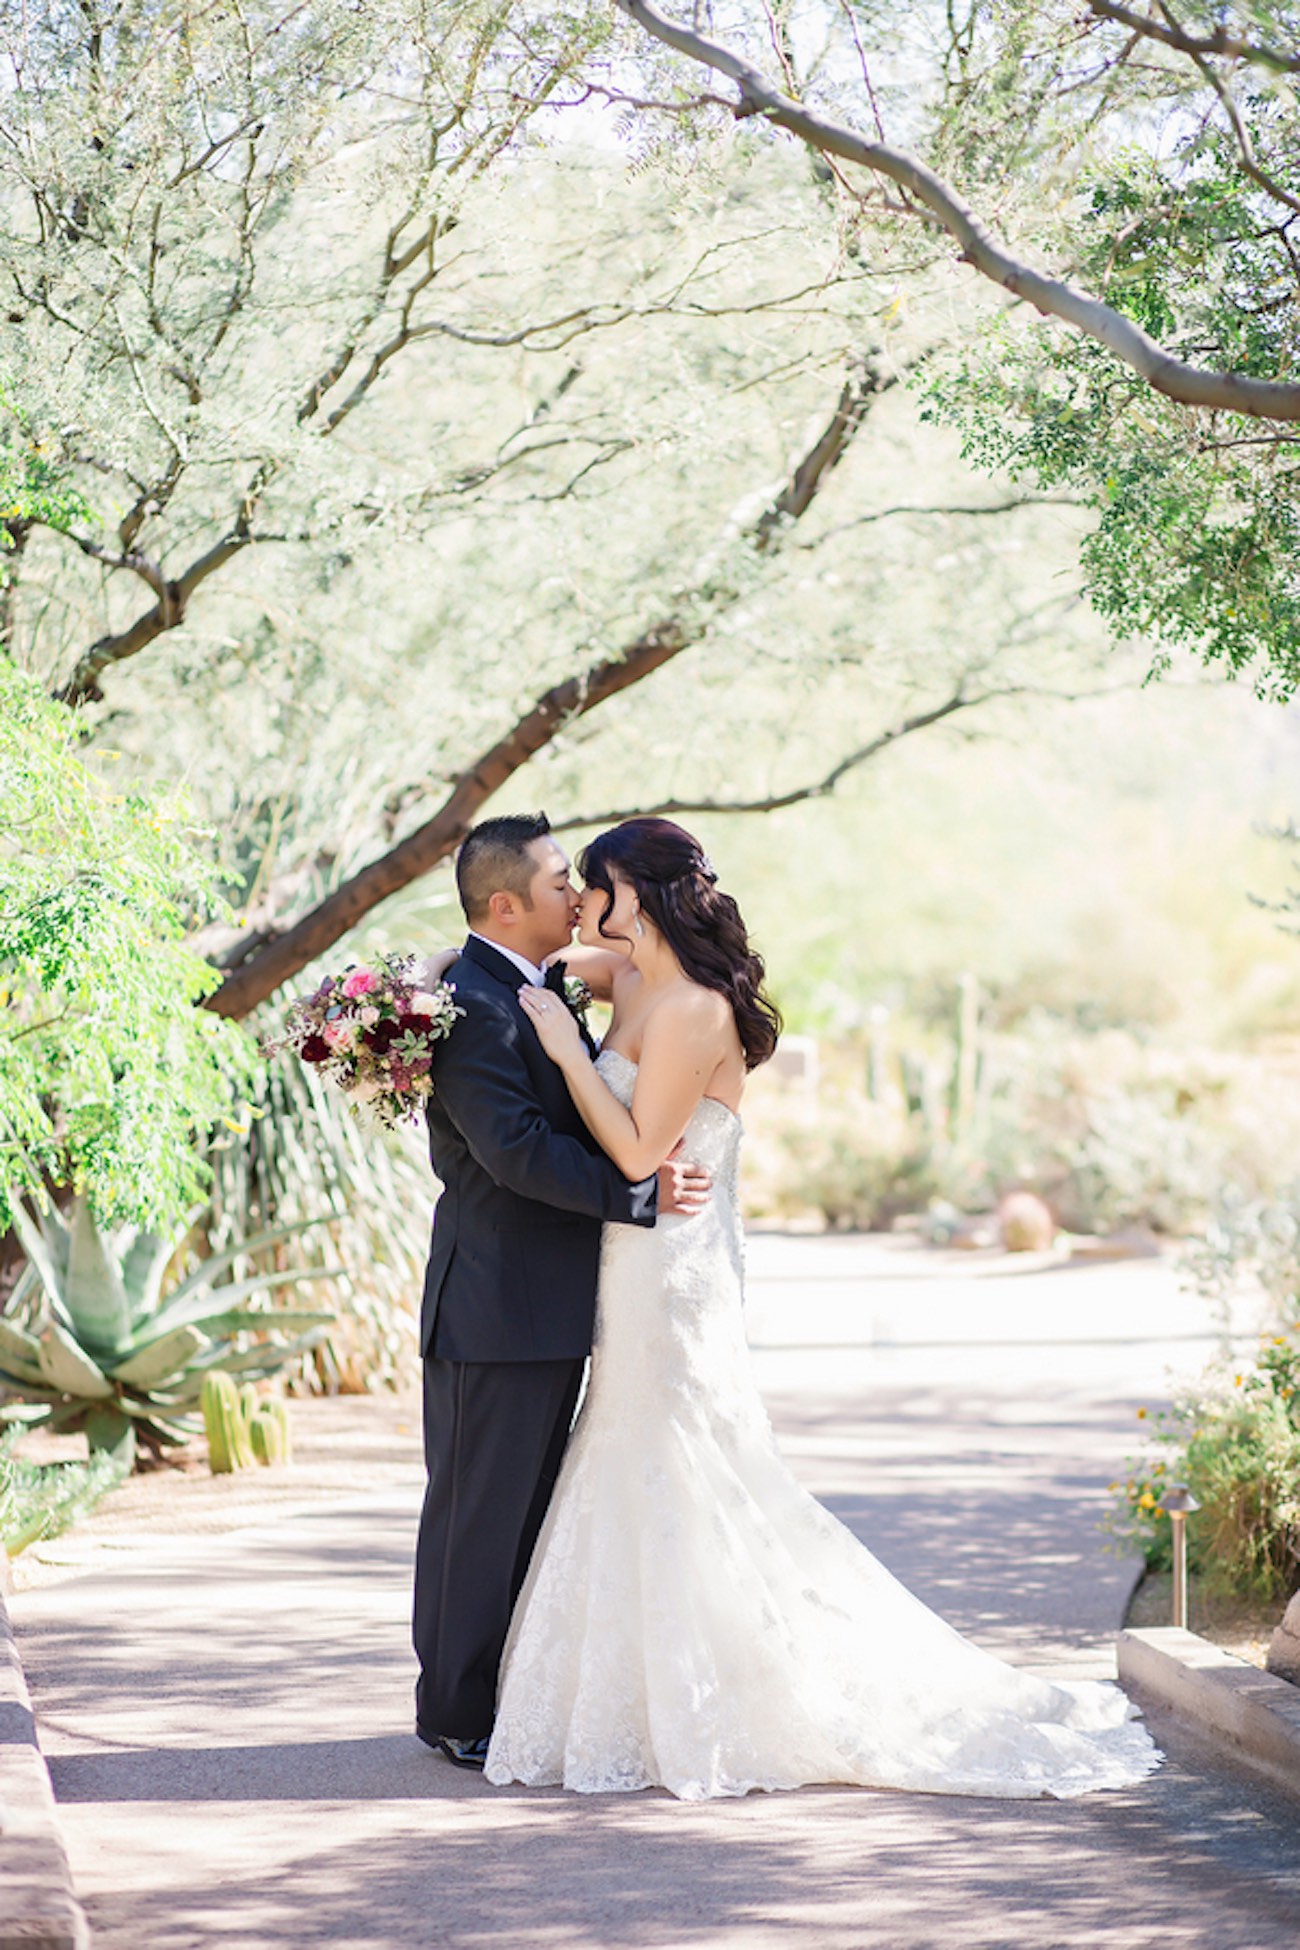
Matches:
[467,931,547,988]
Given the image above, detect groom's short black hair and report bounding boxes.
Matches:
[456,813,553,923]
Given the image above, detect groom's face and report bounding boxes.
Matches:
[514,837,581,962]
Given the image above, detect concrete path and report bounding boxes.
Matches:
[13,1236,1300,1948]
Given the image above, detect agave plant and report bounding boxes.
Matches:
[0,1195,339,1469]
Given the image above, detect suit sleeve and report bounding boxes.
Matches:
[432,993,658,1226]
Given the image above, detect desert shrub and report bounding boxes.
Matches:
[1109,1337,1300,1601]
[751,1102,940,1231]
[1184,1180,1300,1334]
[741,1017,1300,1237]
[204,1049,434,1391]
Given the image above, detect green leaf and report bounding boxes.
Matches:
[110,1324,206,1388]
[156,1219,333,1314]
[146,1266,342,1338]
[0,1316,42,1368]
[63,1195,132,1357]
[0,1374,62,1403]
[170,1306,334,1340]
[84,1404,135,1470]
[120,1224,188,1323]
[6,1200,71,1325]
[33,1319,113,1399]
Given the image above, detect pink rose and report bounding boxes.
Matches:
[342,968,378,999]
[323,1019,356,1053]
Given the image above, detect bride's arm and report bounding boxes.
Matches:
[518,983,730,1179]
[541,943,628,1003]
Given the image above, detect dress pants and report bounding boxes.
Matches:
[414,1354,584,1740]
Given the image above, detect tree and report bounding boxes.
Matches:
[609,2,1300,697]
[0,656,254,1230]
[0,4,1121,1022]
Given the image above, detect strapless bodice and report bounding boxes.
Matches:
[594,1045,742,1182]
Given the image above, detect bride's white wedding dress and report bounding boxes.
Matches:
[485,1050,1160,1801]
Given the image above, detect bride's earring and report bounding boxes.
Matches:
[633,908,644,939]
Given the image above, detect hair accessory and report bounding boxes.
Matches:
[697,853,717,883]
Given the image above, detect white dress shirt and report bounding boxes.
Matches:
[468,931,549,988]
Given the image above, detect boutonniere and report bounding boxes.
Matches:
[563,975,594,1023]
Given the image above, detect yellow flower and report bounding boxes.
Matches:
[1153,1506,1166,1520]
[1139,1492,1156,1510]
[1107,1482,1119,1493]
[1234,1374,1243,1386]
[1136,1407,1147,1420]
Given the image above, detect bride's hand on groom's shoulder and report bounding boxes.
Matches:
[415,947,459,989]
[518,982,583,1064]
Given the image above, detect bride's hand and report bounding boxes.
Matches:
[415,947,458,989]
[518,984,584,1066]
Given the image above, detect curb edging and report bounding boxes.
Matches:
[1118,1625,1300,1800]
[0,1567,91,1950]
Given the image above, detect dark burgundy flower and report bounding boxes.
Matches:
[301,1034,331,1063]
[367,1019,401,1054]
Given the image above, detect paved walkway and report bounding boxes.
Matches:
[14,1237,1300,1948]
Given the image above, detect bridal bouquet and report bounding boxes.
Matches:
[269,954,463,1130]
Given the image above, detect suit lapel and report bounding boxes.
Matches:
[460,934,529,993]
[459,932,597,1069]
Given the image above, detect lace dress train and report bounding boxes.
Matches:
[485,1051,1160,1801]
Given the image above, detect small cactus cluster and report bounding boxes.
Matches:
[201,1371,292,1473]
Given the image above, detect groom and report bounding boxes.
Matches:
[414,812,709,1766]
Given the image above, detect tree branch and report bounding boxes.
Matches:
[56,529,256,706]
[204,359,893,1018]
[614,0,1300,422]
[1083,1,1300,75]
[549,689,993,829]
[1166,8,1300,218]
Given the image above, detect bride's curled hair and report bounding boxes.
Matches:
[578,818,781,1071]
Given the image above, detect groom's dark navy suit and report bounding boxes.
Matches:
[414,934,657,1739]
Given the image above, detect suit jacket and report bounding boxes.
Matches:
[420,935,657,1362]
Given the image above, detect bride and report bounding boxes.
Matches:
[486,816,1160,1801]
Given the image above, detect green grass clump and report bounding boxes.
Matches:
[0,1427,127,1558]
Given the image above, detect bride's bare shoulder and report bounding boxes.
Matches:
[647,982,732,1038]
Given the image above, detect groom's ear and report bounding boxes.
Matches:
[486,888,524,926]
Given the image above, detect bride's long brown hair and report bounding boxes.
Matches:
[578,818,781,1071]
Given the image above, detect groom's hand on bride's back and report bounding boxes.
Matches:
[657,1142,711,1216]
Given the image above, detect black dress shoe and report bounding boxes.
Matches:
[416,1725,491,1769]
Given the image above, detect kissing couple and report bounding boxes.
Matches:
[412,813,1159,1800]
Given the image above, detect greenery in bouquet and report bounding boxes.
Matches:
[1108,1337,1300,1602]
[269,957,463,1131]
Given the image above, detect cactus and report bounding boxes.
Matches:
[201,1371,257,1473]
[202,1373,292,1472]
[249,1399,291,1467]
[952,972,980,1146]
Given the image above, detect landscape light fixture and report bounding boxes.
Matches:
[1163,1484,1200,1630]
